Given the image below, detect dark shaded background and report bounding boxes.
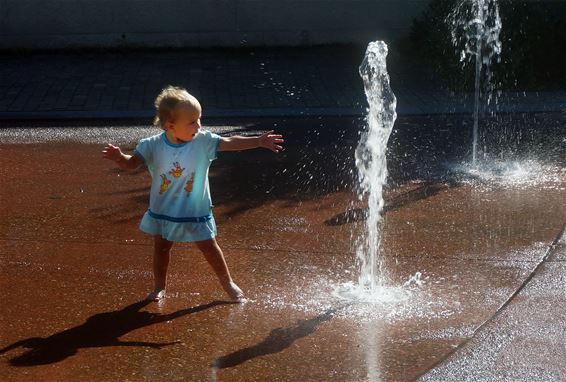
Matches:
[402,0,566,91]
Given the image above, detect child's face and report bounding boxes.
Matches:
[166,106,201,143]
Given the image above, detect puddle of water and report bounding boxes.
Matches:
[450,159,565,189]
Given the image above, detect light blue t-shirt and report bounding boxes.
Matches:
[134,130,221,220]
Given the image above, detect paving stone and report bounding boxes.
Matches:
[0,48,565,120]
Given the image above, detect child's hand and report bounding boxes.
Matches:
[102,143,123,162]
[259,130,284,153]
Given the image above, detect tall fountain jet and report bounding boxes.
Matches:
[448,0,502,164]
[355,41,397,292]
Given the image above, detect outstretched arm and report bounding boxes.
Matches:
[102,143,144,170]
[218,131,284,153]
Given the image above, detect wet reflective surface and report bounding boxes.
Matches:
[1,115,565,381]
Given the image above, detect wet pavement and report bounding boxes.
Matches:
[1,115,565,381]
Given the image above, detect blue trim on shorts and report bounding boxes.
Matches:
[147,209,212,223]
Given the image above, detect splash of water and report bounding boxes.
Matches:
[354,41,397,292]
[335,42,424,304]
[448,0,502,164]
[452,159,565,189]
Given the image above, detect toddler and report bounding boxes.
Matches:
[103,86,283,302]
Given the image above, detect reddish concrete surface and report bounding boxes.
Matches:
[419,230,566,381]
[1,117,565,381]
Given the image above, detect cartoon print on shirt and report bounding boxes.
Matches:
[159,174,171,194]
[184,172,195,195]
[169,161,185,178]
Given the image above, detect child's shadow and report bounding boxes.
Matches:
[212,306,340,369]
[1,299,233,366]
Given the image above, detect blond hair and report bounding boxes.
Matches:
[153,86,201,128]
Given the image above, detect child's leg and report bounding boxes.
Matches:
[194,238,244,301]
[148,235,174,301]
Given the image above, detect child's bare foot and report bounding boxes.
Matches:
[223,281,246,302]
[146,289,166,302]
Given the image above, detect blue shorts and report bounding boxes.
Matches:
[139,211,217,242]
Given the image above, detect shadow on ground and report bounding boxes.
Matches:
[212,306,344,370]
[0,300,236,366]
[206,112,565,219]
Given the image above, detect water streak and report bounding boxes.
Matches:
[355,41,397,291]
[448,0,502,163]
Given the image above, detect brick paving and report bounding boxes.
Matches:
[0,46,565,121]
